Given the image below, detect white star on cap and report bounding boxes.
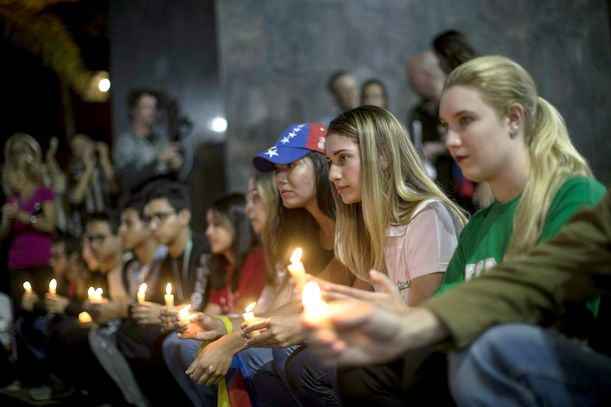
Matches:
[288,131,297,138]
[280,136,290,144]
[264,146,278,158]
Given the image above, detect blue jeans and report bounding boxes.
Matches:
[236,346,300,407]
[161,333,216,406]
[449,324,611,406]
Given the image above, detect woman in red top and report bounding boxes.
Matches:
[204,193,265,315]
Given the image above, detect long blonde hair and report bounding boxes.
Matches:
[252,172,280,284]
[445,55,592,257]
[329,106,467,279]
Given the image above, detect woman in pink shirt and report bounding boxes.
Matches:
[1,154,57,309]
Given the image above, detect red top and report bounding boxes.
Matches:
[208,249,266,314]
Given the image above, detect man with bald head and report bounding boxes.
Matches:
[406,51,454,194]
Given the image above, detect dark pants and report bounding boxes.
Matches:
[285,346,341,406]
[337,348,454,406]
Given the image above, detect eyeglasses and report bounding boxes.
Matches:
[143,211,176,225]
[87,234,108,244]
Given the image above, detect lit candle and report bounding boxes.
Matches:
[23,281,33,295]
[288,248,307,291]
[301,281,330,327]
[49,279,57,296]
[177,304,192,326]
[95,288,103,303]
[88,286,95,302]
[242,302,263,337]
[78,311,93,324]
[88,287,103,304]
[164,283,174,309]
[137,283,147,304]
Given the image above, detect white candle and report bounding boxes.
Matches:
[23,281,33,295]
[49,279,57,296]
[78,311,93,324]
[95,288,103,303]
[88,287,103,304]
[301,281,330,327]
[287,248,307,291]
[137,283,147,304]
[177,304,192,326]
[164,283,174,309]
[242,301,263,337]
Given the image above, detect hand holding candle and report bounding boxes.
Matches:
[242,302,264,337]
[164,283,174,309]
[177,304,192,326]
[137,283,147,304]
[288,248,307,292]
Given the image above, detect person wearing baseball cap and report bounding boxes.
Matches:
[252,123,329,172]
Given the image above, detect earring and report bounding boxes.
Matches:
[509,124,518,138]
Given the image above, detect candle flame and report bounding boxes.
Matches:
[78,311,93,323]
[290,248,303,264]
[49,279,57,291]
[138,283,147,295]
[178,304,191,320]
[302,281,322,308]
[244,302,256,313]
[23,281,32,291]
[95,288,103,297]
[165,283,172,295]
[88,286,95,297]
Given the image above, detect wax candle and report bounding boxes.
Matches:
[88,287,103,304]
[23,281,33,295]
[78,311,93,324]
[177,304,192,326]
[287,248,307,291]
[137,283,147,304]
[164,283,174,309]
[301,281,330,327]
[95,288,103,303]
[49,279,57,296]
[242,302,263,337]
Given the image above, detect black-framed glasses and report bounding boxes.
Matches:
[143,211,176,225]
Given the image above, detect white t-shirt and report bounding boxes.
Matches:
[381,199,462,304]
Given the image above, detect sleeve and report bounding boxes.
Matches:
[39,187,55,202]
[540,177,606,241]
[404,203,460,280]
[425,190,611,350]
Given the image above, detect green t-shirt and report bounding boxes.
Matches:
[437,176,606,308]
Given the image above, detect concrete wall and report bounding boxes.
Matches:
[216,0,611,189]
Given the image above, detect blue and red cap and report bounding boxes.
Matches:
[252,123,328,172]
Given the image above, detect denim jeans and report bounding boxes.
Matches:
[449,324,611,406]
[161,333,216,406]
[236,346,300,407]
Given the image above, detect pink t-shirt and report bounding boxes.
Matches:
[7,186,55,270]
[382,199,462,304]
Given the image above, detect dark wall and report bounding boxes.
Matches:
[217,0,611,190]
[110,0,224,145]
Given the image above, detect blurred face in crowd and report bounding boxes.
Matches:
[70,134,95,160]
[275,157,317,211]
[407,51,445,102]
[119,208,151,251]
[245,177,268,235]
[326,135,362,204]
[439,85,515,183]
[81,235,99,271]
[132,94,158,127]
[144,197,187,246]
[49,241,68,276]
[333,74,359,112]
[205,210,234,258]
[361,83,387,109]
[86,221,122,266]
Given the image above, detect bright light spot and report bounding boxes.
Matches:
[98,78,111,92]
[211,117,227,133]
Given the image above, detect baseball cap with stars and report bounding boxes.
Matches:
[252,123,328,172]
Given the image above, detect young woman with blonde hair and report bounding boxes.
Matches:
[329,55,605,407]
